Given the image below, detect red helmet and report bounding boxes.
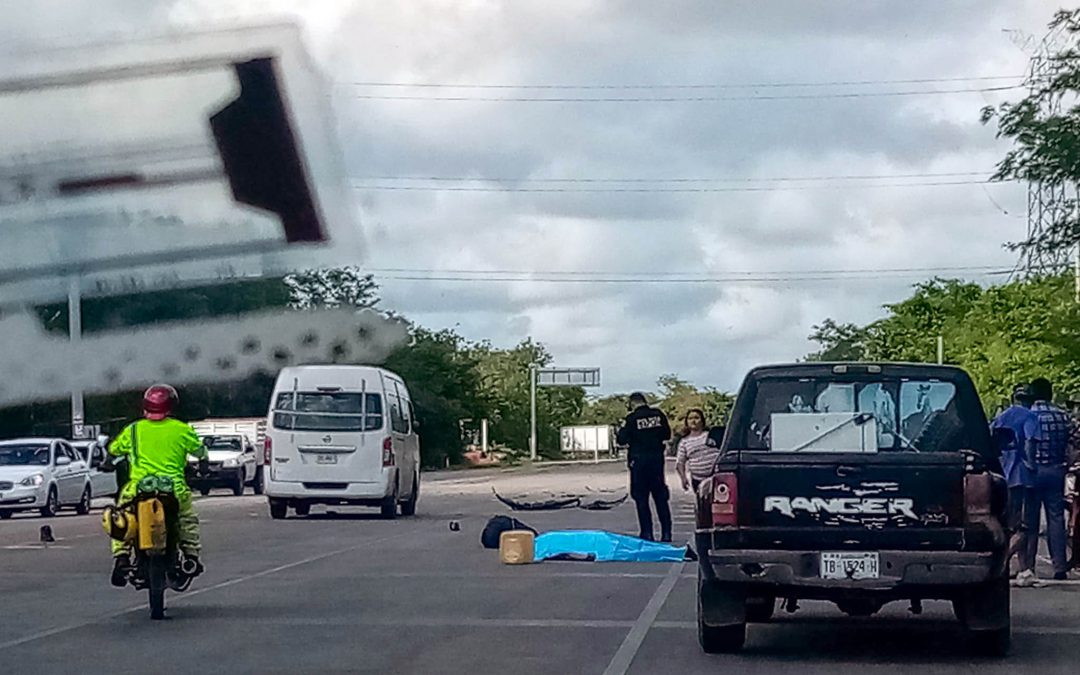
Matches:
[143,384,178,421]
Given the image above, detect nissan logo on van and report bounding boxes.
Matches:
[322,435,332,443]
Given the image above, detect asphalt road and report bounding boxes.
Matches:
[2,462,1079,675]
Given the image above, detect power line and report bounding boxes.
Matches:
[369,264,1007,277]
[350,84,1021,103]
[343,74,1023,91]
[351,179,1003,193]
[374,270,1012,285]
[357,171,991,184]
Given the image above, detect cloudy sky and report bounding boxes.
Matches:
[2,1,1058,393]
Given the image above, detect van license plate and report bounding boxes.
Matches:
[315,454,337,465]
[820,552,879,580]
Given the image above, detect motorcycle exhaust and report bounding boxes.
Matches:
[179,557,199,576]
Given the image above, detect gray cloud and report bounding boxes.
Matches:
[0,0,1052,395]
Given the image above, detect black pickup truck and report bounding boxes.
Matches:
[695,363,1009,655]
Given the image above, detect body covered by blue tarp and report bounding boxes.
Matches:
[534,530,686,562]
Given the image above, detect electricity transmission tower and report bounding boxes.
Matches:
[1008,27,1077,276]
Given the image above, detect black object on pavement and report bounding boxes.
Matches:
[481,515,538,549]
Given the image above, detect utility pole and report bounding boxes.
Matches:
[68,276,84,438]
[937,335,944,365]
[528,364,538,461]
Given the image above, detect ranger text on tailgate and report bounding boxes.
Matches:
[695,363,1009,655]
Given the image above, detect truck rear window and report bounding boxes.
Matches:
[734,377,969,453]
[272,392,383,432]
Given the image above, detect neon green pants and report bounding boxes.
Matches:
[110,479,200,558]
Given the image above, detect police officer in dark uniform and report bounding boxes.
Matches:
[616,392,673,542]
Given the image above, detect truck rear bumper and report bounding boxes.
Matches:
[699,546,1002,592]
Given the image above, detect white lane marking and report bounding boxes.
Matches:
[0,529,415,652]
[3,545,72,550]
[323,571,675,579]
[243,616,636,629]
[648,621,1080,636]
[601,561,684,675]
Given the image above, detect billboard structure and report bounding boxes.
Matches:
[530,367,601,460]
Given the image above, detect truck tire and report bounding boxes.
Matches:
[957,578,1011,657]
[697,580,746,653]
[745,596,775,623]
[269,498,287,520]
[294,502,311,516]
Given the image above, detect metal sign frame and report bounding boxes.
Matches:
[529,365,601,460]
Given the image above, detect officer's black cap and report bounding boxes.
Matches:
[628,392,648,405]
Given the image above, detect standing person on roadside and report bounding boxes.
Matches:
[1020,377,1080,584]
[676,408,720,493]
[990,384,1038,579]
[616,392,673,542]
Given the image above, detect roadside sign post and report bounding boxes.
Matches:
[530,366,601,461]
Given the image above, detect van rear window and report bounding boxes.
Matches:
[272,392,383,432]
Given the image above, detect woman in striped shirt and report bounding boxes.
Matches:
[676,408,720,492]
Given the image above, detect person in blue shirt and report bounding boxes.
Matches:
[1020,378,1080,583]
[990,384,1038,579]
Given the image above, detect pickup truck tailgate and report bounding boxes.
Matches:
[735,452,966,550]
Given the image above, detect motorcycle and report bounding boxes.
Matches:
[102,475,199,620]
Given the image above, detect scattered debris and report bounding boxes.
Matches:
[493,489,580,511]
[39,525,55,544]
[492,488,629,511]
[449,520,461,532]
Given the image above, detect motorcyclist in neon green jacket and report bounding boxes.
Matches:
[107,384,208,586]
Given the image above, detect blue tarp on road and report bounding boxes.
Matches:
[534,530,687,562]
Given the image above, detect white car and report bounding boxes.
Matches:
[71,439,120,500]
[187,434,259,496]
[0,438,92,518]
[265,365,421,519]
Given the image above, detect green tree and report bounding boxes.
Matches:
[806,274,1080,412]
[283,266,380,310]
[384,327,490,468]
[981,8,1080,259]
[654,374,734,430]
[470,339,585,458]
[806,319,870,361]
[579,394,629,426]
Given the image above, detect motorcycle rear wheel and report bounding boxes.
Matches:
[148,556,167,620]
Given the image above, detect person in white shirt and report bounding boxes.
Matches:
[675,408,720,492]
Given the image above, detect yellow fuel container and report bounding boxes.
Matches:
[137,499,168,553]
[499,530,535,565]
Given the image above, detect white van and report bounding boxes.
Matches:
[264,365,420,519]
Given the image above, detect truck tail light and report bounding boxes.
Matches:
[382,437,395,467]
[263,437,272,466]
[696,472,738,529]
[964,473,992,524]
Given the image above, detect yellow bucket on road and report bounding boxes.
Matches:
[499,530,535,565]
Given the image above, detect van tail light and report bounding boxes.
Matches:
[382,437,395,467]
[696,472,738,529]
[263,438,272,466]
